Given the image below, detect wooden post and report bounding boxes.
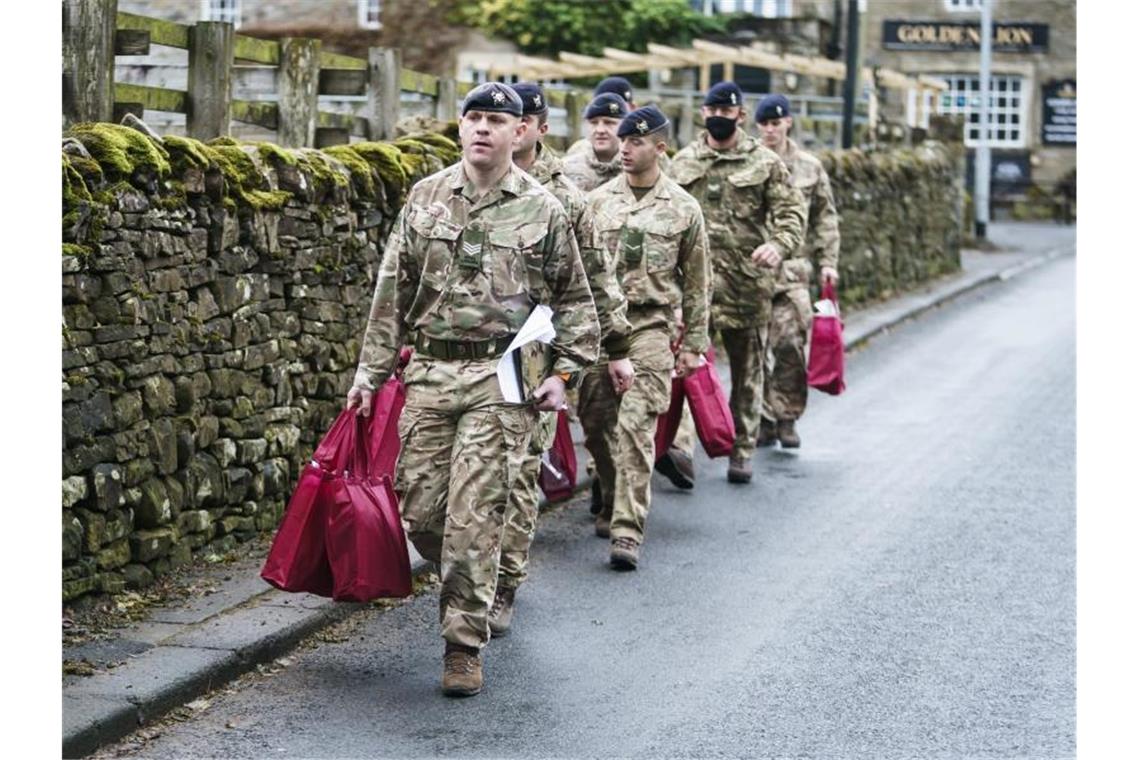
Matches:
[436,77,457,123]
[278,38,321,148]
[679,94,694,148]
[724,60,735,82]
[699,62,711,93]
[187,21,235,140]
[368,47,401,141]
[63,0,117,126]
[565,90,582,142]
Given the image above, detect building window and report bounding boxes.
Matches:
[936,74,1027,148]
[200,0,240,27]
[703,0,793,15]
[358,0,383,30]
[944,0,983,11]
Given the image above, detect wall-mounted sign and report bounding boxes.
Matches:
[1041,79,1076,146]
[882,21,1049,53]
[966,151,1032,199]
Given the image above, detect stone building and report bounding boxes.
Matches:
[117,0,383,30]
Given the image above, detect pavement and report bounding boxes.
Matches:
[62,221,1075,758]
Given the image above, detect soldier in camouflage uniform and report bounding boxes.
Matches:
[755,94,840,448]
[490,82,633,635]
[347,83,599,697]
[581,106,711,570]
[563,93,630,193]
[565,76,637,157]
[670,82,805,484]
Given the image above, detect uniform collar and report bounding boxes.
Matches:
[611,172,670,209]
[779,138,800,162]
[450,161,527,204]
[692,129,761,160]
[527,142,563,184]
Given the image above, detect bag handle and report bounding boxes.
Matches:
[334,414,373,478]
[312,409,357,470]
[821,281,840,306]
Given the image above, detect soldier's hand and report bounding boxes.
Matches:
[346,386,373,417]
[607,358,635,395]
[676,350,702,378]
[751,242,782,268]
[820,266,839,287]
[532,376,567,412]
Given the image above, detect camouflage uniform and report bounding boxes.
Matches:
[579,172,710,544]
[564,147,672,193]
[670,131,804,461]
[499,143,631,590]
[763,138,841,423]
[353,161,600,649]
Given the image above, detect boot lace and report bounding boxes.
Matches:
[445,652,477,676]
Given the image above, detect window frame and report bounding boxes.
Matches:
[935,73,1028,149]
[944,0,984,12]
[200,0,241,28]
[358,0,383,30]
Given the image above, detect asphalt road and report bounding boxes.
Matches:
[102,254,1075,759]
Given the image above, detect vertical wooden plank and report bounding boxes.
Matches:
[62,0,117,126]
[565,90,582,142]
[699,62,711,93]
[367,47,401,141]
[187,21,234,140]
[724,60,735,82]
[278,38,321,147]
[435,77,457,122]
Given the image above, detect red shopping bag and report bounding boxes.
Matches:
[654,376,686,457]
[260,410,356,596]
[326,415,412,601]
[682,352,735,458]
[539,410,578,503]
[807,283,846,395]
[365,375,406,480]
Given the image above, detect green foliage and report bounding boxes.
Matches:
[451,0,724,57]
[68,123,171,181]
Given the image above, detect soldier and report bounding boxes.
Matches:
[563,93,631,193]
[490,82,633,636]
[581,105,711,570]
[670,81,805,484]
[754,94,840,448]
[565,76,637,157]
[346,82,600,697]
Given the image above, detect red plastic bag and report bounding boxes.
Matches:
[654,376,685,457]
[366,375,406,480]
[539,410,578,503]
[682,353,735,458]
[807,283,846,395]
[260,411,355,597]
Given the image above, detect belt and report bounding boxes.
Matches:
[413,333,515,361]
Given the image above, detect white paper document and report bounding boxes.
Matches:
[497,304,556,404]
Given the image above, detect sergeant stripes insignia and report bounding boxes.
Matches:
[462,241,482,256]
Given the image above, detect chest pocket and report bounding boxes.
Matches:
[488,221,548,298]
[407,209,461,290]
[643,214,688,273]
[727,165,771,219]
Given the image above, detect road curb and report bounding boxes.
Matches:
[843,246,1073,353]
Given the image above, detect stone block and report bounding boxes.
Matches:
[163,476,186,514]
[130,527,175,564]
[75,508,107,553]
[135,478,171,529]
[185,452,224,508]
[63,476,88,509]
[103,509,131,544]
[112,391,144,427]
[223,468,251,505]
[177,509,211,534]
[236,438,268,464]
[149,418,178,475]
[100,572,126,595]
[265,423,302,456]
[196,415,219,449]
[91,463,124,511]
[63,512,84,562]
[95,538,131,571]
[212,438,237,467]
[122,563,154,590]
[169,538,193,569]
[140,374,176,416]
[261,458,292,497]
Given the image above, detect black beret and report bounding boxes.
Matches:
[755,94,792,122]
[703,81,745,108]
[594,76,634,104]
[617,105,670,138]
[461,82,524,117]
[510,81,548,115]
[585,93,630,120]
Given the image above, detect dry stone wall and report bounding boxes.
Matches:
[61,123,960,603]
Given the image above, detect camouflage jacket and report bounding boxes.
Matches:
[529,143,632,358]
[586,173,711,355]
[563,144,671,193]
[352,161,600,390]
[775,139,840,293]
[670,131,805,328]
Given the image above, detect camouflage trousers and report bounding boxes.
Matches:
[396,355,535,649]
[670,400,698,457]
[720,322,770,461]
[762,287,813,423]
[498,411,556,590]
[579,327,674,543]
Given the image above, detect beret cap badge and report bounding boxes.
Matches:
[491,90,505,104]
[636,120,649,134]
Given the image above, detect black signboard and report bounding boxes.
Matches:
[882,21,1049,53]
[965,150,1032,199]
[1041,79,1076,146]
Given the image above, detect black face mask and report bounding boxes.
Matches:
[705,116,737,141]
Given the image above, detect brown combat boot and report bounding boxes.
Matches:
[609,536,640,570]
[727,455,752,484]
[777,420,801,448]
[487,585,516,638]
[442,642,483,697]
[757,418,778,447]
[595,510,612,539]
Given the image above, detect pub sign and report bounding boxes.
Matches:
[882,21,1049,53]
[1041,79,1076,146]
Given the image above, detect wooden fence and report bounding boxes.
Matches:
[61,0,601,148]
